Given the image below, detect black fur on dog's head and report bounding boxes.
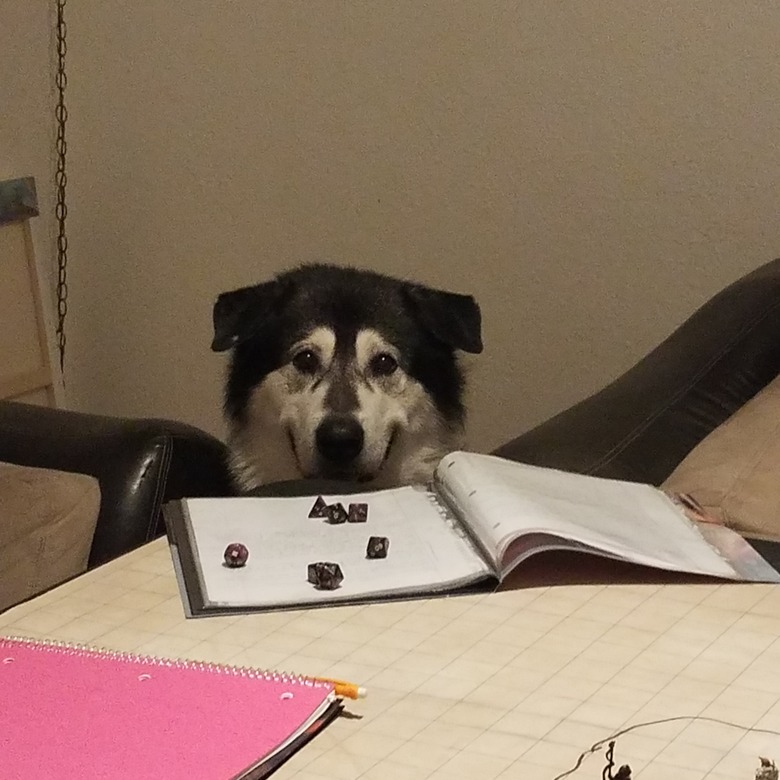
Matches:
[212,263,482,491]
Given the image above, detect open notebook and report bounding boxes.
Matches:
[165,451,780,616]
[0,636,341,780]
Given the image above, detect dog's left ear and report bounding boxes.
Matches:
[404,284,483,354]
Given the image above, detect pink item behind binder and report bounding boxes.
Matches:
[0,636,334,780]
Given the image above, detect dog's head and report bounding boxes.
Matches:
[212,264,482,490]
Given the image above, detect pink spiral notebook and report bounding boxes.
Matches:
[0,636,341,780]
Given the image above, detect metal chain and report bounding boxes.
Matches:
[55,0,68,374]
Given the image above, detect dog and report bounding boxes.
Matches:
[211,263,482,491]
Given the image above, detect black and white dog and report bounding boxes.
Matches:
[211,264,482,491]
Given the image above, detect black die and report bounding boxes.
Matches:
[308,495,329,518]
[325,502,348,524]
[366,536,389,559]
[307,561,345,590]
[223,543,249,568]
[347,503,368,523]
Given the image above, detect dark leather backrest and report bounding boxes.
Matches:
[494,258,780,485]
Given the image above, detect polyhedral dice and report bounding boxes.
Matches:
[365,536,389,559]
[347,503,368,523]
[325,502,348,524]
[308,495,329,518]
[223,542,249,568]
[307,561,344,590]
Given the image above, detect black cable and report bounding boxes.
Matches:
[552,714,780,779]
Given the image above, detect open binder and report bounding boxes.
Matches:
[165,452,780,616]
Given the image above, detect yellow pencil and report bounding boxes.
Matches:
[314,676,367,700]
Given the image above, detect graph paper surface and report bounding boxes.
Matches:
[3,538,780,779]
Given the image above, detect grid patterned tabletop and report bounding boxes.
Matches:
[3,538,780,779]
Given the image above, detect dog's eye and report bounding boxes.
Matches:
[292,349,320,374]
[369,352,398,377]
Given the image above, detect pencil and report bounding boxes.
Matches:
[314,676,367,700]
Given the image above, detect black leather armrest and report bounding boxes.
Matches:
[0,402,235,567]
[494,258,780,484]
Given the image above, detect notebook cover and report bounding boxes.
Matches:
[0,636,338,780]
[166,499,210,616]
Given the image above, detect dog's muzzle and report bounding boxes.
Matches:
[315,414,365,475]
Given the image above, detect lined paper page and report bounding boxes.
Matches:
[184,487,492,609]
[436,452,739,579]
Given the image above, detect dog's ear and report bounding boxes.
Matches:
[404,284,483,354]
[211,280,290,352]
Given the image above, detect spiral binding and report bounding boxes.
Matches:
[415,483,469,538]
[0,635,328,690]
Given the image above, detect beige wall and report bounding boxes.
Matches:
[0,2,62,401]
[6,3,780,451]
[0,4,53,259]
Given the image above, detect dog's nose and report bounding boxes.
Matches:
[316,415,364,466]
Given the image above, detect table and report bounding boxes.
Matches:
[3,538,780,779]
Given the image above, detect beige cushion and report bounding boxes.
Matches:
[662,374,780,541]
[0,461,100,612]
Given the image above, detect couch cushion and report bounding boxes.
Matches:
[0,461,100,612]
[662,373,780,541]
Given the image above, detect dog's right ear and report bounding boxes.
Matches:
[211,280,289,352]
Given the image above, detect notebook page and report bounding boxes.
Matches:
[436,452,738,578]
[183,487,492,609]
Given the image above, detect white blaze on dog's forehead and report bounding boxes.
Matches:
[292,327,336,362]
[354,328,399,366]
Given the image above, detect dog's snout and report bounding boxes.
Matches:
[316,415,364,465]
